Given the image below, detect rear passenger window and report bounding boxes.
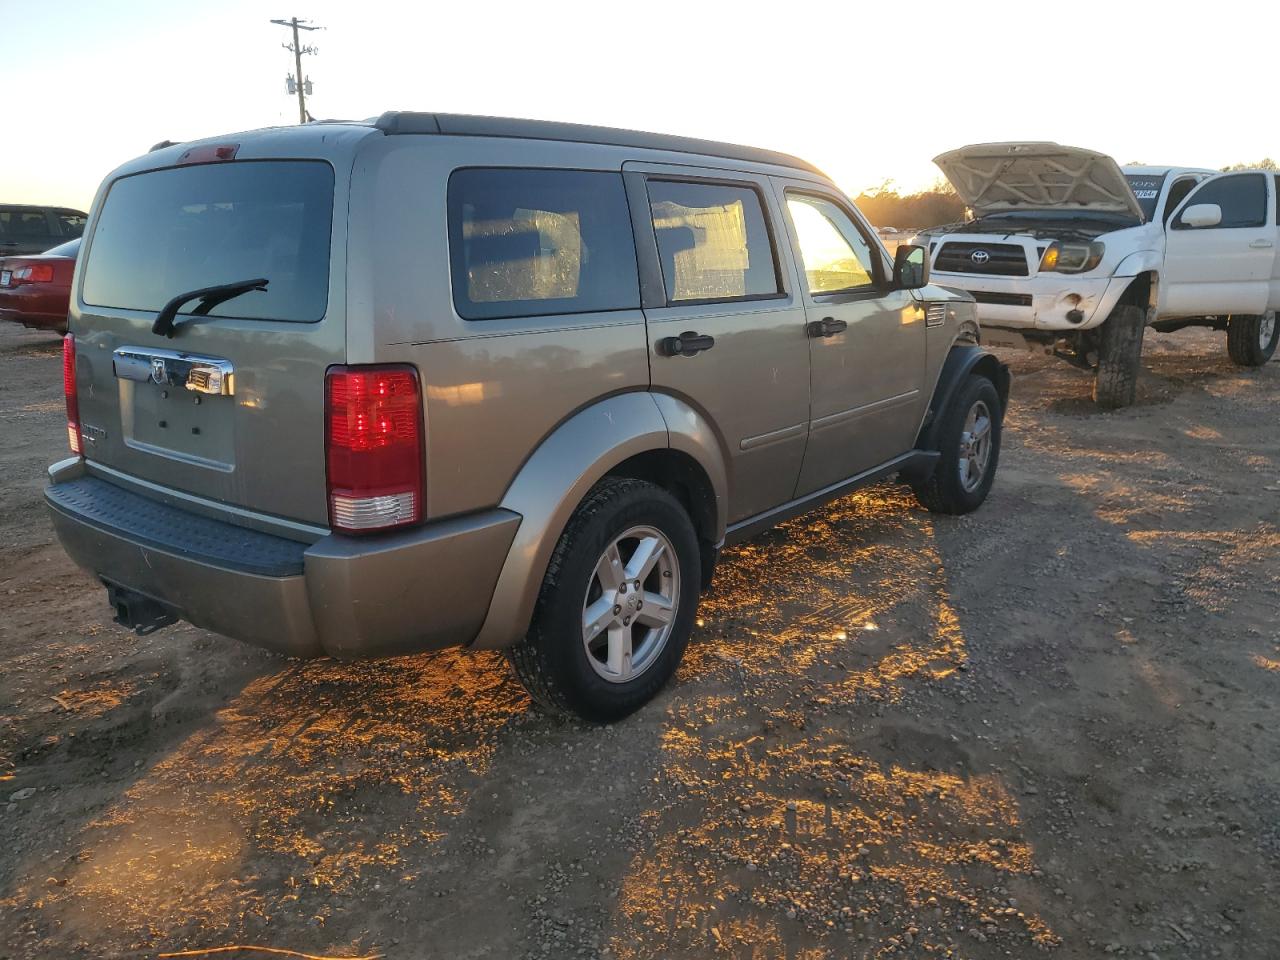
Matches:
[1175,173,1267,229]
[645,180,781,304]
[0,209,51,241]
[447,168,640,321]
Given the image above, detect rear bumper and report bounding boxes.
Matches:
[45,459,521,659]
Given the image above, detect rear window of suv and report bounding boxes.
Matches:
[447,168,641,321]
[82,160,334,322]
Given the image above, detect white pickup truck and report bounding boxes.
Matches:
[916,143,1280,406]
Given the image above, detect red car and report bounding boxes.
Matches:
[0,237,79,334]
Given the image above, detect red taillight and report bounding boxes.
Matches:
[63,334,81,455]
[324,365,424,533]
[15,264,55,283]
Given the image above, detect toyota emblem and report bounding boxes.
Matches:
[970,249,991,265]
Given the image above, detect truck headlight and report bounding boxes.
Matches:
[1039,241,1104,273]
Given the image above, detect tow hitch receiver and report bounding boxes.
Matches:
[104,582,178,635]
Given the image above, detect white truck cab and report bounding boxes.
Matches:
[917,143,1280,406]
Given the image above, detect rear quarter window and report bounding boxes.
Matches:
[55,211,88,238]
[82,160,334,322]
[447,168,641,321]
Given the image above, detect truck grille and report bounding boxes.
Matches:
[934,242,1029,277]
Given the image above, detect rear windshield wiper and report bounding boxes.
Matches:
[151,277,269,338]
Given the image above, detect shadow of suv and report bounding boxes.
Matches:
[46,113,1009,720]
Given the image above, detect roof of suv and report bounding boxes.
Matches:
[366,111,826,176]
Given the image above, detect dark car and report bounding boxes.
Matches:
[0,205,88,257]
[0,237,80,333]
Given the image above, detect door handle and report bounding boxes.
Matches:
[806,316,848,338]
[657,331,716,357]
[1249,239,1274,249]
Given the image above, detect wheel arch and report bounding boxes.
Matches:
[469,391,727,650]
[605,448,722,590]
[914,344,1010,457]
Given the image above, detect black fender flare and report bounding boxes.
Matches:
[907,345,1011,478]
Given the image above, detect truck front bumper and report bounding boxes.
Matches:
[45,459,521,659]
[935,274,1132,336]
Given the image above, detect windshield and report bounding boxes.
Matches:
[82,160,333,322]
[1123,173,1167,221]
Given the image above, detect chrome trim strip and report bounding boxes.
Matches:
[739,422,807,451]
[809,389,919,433]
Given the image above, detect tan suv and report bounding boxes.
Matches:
[46,113,1009,720]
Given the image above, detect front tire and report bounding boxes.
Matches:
[507,477,701,722]
[911,374,1002,515]
[1093,303,1146,409]
[1226,311,1278,367]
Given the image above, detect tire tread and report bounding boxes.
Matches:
[910,374,1002,515]
[506,477,698,722]
[1226,312,1278,367]
[1093,303,1146,409]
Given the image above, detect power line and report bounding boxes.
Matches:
[270,17,321,124]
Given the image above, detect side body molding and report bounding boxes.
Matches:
[471,392,665,649]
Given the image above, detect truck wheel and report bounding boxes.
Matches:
[911,374,1002,515]
[1226,312,1278,367]
[1093,303,1146,409]
[507,477,701,722]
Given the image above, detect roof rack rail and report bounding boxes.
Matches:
[371,111,823,176]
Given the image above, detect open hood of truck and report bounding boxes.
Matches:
[934,142,1145,221]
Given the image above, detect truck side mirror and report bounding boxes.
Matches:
[893,244,930,290]
[1178,203,1223,229]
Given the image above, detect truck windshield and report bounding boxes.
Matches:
[82,160,334,322]
[1123,173,1167,222]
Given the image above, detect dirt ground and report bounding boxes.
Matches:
[1,321,1277,960]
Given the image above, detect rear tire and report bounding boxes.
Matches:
[911,374,1002,515]
[1226,311,1278,367]
[507,477,701,723]
[1093,303,1147,409]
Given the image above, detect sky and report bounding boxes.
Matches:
[3,0,1276,212]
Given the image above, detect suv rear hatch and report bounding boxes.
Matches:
[72,144,349,530]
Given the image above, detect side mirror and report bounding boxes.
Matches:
[893,244,930,290]
[1179,203,1222,228]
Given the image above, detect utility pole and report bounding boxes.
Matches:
[270,17,321,124]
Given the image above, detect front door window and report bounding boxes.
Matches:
[786,195,878,294]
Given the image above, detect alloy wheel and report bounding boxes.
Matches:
[958,400,993,493]
[581,525,680,683]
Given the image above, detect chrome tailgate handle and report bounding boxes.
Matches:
[112,347,235,396]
